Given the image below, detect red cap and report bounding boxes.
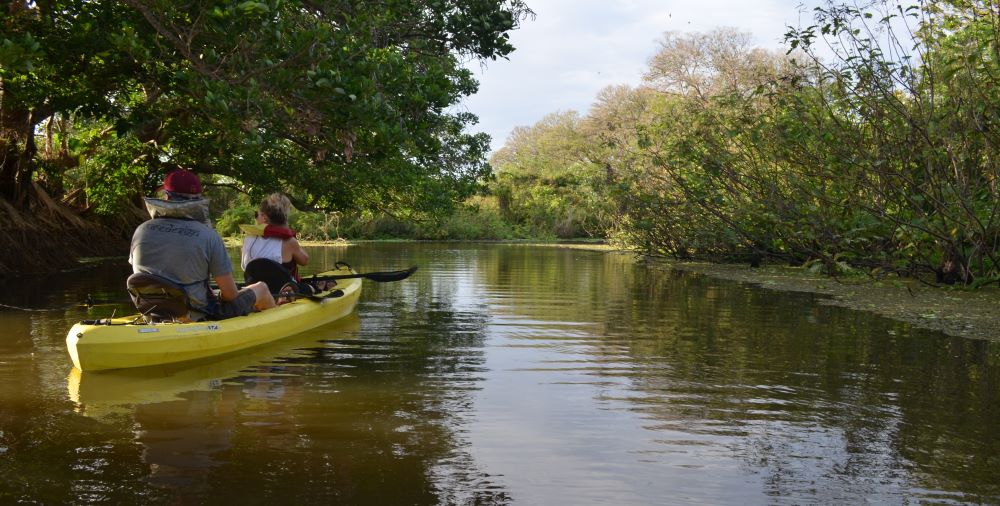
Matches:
[162,169,202,194]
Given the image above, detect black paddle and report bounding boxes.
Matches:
[70,267,419,310]
[270,266,417,303]
[301,266,418,284]
[220,266,418,290]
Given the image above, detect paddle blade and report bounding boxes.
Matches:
[302,266,419,284]
[360,265,418,282]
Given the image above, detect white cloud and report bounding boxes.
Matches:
[461,0,824,152]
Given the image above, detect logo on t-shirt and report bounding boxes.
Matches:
[148,222,201,237]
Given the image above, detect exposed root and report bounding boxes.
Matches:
[0,187,144,278]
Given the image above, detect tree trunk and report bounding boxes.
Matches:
[936,243,973,285]
[0,105,38,209]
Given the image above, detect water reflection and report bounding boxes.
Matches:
[67,314,363,419]
[2,244,1000,504]
[52,246,511,504]
[449,247,1000,504]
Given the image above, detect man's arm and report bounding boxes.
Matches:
[214,272,240,302]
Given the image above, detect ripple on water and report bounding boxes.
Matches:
[3,245,1000,504]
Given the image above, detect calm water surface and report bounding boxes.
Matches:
[1,243,998,504]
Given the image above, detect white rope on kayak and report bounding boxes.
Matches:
[0,296,126,312]
[0,302,56,312]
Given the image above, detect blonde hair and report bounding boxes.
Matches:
[258,193,292,226]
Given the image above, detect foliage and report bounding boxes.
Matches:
[0,0,532,220]
[488,110,610,239]
[776,0,1000,282]
[415,197,518,240]
[215,203,256,238]
[491,110,587,178]
[488,4,1000,286]
[230,196,517,241]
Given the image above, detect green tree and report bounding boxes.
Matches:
[577,84,658,245]
[0,0,532,217]
[784,0,1000,282]
[489,110,605,238]
[620,28,800,261]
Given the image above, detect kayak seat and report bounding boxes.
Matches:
[244,258,296,294]
[126,272,190,322]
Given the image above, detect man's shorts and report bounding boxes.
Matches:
[212,287,257,320]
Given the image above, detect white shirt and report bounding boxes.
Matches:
[241,235,283,270]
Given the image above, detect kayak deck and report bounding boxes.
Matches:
[66,268,361,371]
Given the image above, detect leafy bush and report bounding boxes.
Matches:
[417,199,518,240]
[215,205,255,238]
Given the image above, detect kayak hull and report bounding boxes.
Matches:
[66,268,361,371]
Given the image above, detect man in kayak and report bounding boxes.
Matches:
[129,169,276,321]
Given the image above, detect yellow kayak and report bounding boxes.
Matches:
[67,313,362,419]
[66,267,362,372]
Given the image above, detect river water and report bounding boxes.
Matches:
[1,243,998,504]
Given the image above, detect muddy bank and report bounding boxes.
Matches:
[645,258,1000,342]
[0,189,144,277]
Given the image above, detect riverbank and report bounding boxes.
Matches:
[502,242,1000,342]
[0,191,141,277]
[648,258,1000,342]
[226,238,1000,341]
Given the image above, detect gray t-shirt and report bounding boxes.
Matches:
[129,217,232,313]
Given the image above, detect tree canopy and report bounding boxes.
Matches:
[0,0,532,216]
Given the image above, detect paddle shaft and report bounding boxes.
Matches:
[299,266,418,283]
[216,266,418,291]
[73,266,415,309]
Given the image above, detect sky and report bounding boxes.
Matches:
[461,0,825,153]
